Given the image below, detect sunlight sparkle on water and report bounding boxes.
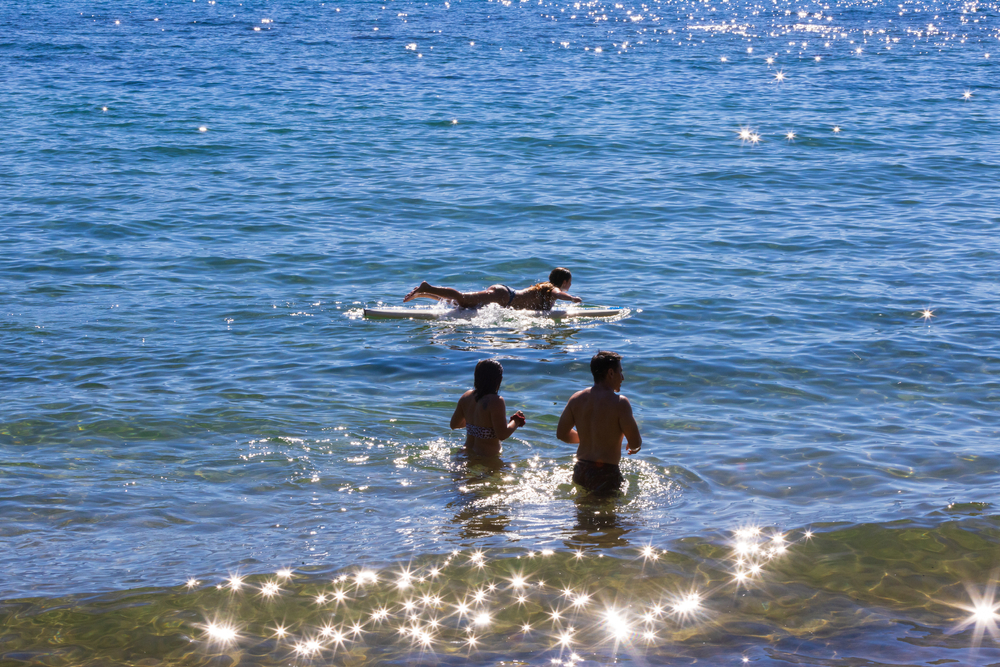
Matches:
[293,638,322,657]
[355,570,378,586]
[604,608,631,639]
[948,581,1000,648]
[205,620,239,645]
[671,592,702,619]
[178,530,922,660]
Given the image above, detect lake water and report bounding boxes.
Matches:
[2,0,1000,663]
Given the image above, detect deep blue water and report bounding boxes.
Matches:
[2,0,1000,663]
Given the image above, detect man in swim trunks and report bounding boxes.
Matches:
[556,350,642,496]
[402,268,583,311]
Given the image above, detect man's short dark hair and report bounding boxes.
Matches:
[548,267,572,287]
[591,350,622,382]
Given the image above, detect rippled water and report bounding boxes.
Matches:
[3,0,1000,663]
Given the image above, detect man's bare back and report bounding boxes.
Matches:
[556,351,641,465]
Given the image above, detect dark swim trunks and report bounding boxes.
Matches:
[572,459,623,496]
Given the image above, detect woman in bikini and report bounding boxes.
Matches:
[450,359,526,458]
[404,267,583,311]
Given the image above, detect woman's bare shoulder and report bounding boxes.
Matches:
[480,392,505,405]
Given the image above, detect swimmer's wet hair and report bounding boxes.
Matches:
[474,359,503,400]
[591,350,622,382]
[548,267,572,288]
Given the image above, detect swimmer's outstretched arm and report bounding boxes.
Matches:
[552,288,583,304]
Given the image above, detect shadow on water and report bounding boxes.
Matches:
[564,492,637,550]
[447,450,515,539]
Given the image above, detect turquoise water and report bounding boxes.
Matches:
[3,0,1000,663]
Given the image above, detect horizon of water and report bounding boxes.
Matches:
[2,0,1000,663]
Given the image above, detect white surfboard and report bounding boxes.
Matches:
[362,306,625,320]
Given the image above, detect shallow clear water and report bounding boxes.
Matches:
[2,0,1000,663]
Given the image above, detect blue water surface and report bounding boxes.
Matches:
[2,0,1000,661]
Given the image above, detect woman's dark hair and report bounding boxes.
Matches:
[591,350,622,382]
[474,359,503,401]
[548,267,572,287]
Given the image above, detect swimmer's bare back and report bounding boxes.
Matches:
[557,386,641,465]
[451,389,525,457]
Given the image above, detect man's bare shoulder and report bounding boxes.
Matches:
[614,393,634,408]
[566,387,592,403]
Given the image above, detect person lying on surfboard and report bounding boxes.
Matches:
[403,267,583,311]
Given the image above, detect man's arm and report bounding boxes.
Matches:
[556,399,580,444]
[619,396,642,455]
